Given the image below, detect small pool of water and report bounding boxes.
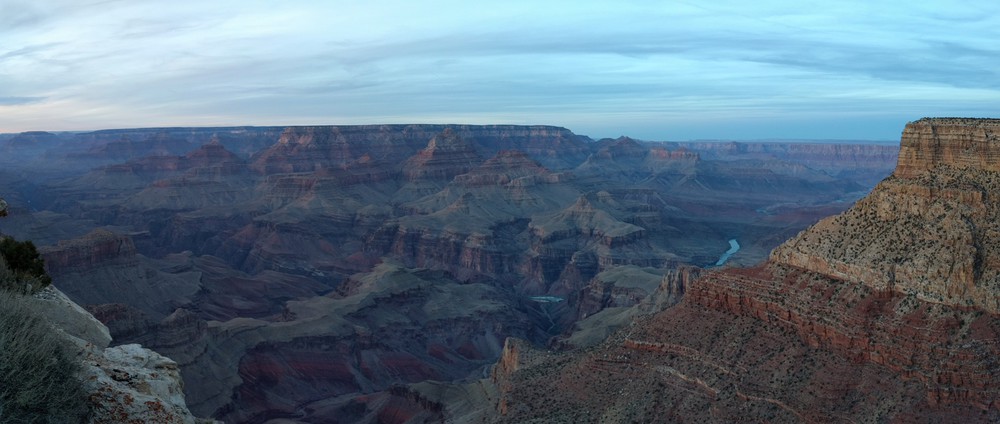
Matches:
[529,296,565,303]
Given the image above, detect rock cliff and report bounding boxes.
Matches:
[487,118,1000,422]
[40,230,204,320]
[402,128,483,182]
[895,118,1000,178]
[249,124,590,174]
[678,140,899,186]
[32,286,208,423]
[41,229,139,275]
[773,117,1000,312]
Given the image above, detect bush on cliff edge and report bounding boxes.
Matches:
[0,237,51,294]
[0,262,89,422]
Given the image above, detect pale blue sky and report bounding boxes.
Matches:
[1,0,998,140]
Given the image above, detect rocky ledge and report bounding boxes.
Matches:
[31,287,210,423]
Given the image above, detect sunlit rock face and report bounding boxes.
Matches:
[484,119,1000,423]
[773,118,1000,312]
[894,118,1000,178]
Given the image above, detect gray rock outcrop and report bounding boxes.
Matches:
[31,287,209,423]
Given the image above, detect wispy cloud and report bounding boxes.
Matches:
[0,0,998,140]
[0,43,62,61]
[0,96,45,105]
[0,2,48,29]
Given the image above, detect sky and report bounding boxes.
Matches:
[1,0,998,140]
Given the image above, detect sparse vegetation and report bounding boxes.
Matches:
[0,287,89,422]
[0,200,89,422]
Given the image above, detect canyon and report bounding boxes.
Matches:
[0,124,897,422]
[479,118,1000,423]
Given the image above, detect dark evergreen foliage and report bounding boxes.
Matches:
[0,237,51,293]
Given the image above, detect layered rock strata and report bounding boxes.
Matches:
[894,118,1000,177]
[40,230,204,319]
[402,128,483,181]
[249,124,590,174]
[486,118,1000,422]
[774,117,1000,312]
[41,229,139,275]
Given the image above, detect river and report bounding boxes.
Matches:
[714,239,740,266]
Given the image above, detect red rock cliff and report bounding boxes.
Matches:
[895,118,1000,178]
[41,229,138,275]
[773,118,1000,312]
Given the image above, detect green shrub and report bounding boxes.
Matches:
[0,237,51,294]
[0,290,90,422]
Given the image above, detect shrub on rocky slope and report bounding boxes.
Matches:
[0,288,90,422]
